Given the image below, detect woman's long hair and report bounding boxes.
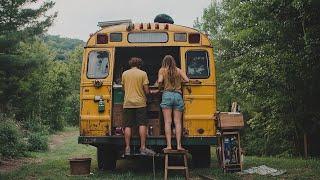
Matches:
[161,55,179,86]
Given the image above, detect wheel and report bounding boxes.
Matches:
[189,145,211,168]
[97,145,118,170]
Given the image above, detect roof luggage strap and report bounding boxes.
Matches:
[98,19,132,28]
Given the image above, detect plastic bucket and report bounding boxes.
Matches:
[69,157,91,175]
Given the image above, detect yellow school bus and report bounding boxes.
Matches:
[78,19,217,170]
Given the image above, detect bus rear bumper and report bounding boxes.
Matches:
[78,136,217,146]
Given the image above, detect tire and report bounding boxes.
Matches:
[97,145,117,170]
[189,145,211,168]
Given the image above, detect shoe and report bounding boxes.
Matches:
[125,147,130,156]
[140,148,156,156]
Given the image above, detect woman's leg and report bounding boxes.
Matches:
[173,110,184,150]
[163,108,173,150]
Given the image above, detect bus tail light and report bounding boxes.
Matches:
[197,128,205,134]
[126,23,134,31]
[96,33,108,44]
[183,128,189,136]
[164,23,169,30]
[188,33,200,44]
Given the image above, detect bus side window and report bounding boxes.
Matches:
[186,51,210,79]
[87,51,109,79]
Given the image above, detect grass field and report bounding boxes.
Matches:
[1,127,319,180]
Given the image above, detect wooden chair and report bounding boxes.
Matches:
[163,149,189,180]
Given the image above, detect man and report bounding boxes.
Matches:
[122,57,155,156]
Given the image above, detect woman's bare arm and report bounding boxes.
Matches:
[157,68,164,83]
[178,68,189,83]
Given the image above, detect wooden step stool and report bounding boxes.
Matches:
[163,149,189,180]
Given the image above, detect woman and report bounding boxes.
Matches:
[157,55,189,151]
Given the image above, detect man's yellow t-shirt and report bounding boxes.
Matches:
[121,67,149,108]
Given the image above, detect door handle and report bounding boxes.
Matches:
[190,80,202,84]
[94,95,110,103]
[94,79,103,88]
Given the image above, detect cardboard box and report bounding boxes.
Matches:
[112,103,162,136]
[112,104,123,127]
[147,102,160,112]
[217,112,244,130]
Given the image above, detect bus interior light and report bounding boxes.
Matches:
[96,33,108,44]
[188,33,200,44]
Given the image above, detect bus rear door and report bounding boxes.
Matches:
[80,48,114,136]
[180,47,216,136]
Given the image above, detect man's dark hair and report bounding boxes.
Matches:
[129,57,143,68]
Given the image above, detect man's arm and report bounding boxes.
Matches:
[143,84,150,95]
[143,72,150,95]
[121,73,125,91]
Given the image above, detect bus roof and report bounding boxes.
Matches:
[85,23,212,48]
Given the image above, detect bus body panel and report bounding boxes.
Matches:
[79,23,217,145]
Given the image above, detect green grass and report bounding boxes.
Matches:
[1,127,319,180]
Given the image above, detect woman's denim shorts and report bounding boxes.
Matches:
[160,91,184,112]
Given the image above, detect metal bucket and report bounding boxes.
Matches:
[69,157,91,175]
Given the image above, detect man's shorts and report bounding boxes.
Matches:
[160,91,184,112]
[123,107,147,127]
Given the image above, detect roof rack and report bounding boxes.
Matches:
[98,19,132,28]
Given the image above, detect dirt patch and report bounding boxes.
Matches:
[49,130,78,150]
[0,130,78,174]
[0,158,42,173]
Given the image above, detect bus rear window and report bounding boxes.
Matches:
[186,51,210,79]
[87,51,109,79]
[128,32,168,43]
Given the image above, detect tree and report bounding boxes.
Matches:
[18,39,83,131]
[0,0,57,113]
[196,0,320,156]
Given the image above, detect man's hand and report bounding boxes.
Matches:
[143,84,150,94]
[150,89,160,94]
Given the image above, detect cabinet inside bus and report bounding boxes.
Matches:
[112,47,180,136]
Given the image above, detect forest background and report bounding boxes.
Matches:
[1,0,319,159]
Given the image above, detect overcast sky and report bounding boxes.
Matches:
[46,0,212,41]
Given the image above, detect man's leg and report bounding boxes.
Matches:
[124,127,131,152]
[123,108,133,154]
[136,107,147,150]
[139,125,147,149]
